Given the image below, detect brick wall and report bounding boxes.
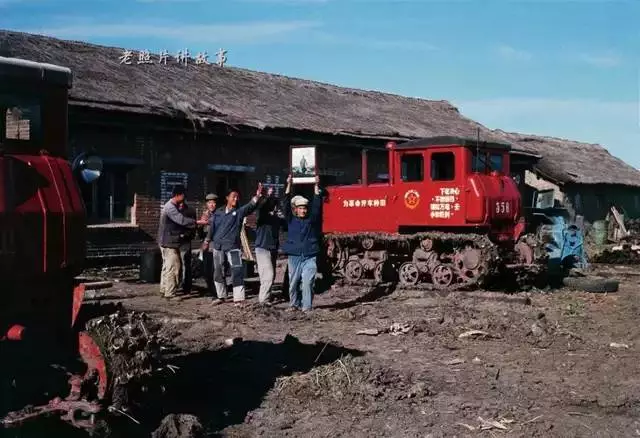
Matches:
[86,224,155,259]
[133,193,161,237]
[69,110,388,259]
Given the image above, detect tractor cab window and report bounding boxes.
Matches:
[472,151,504,174]
[0,94,42,147]
[400,153,424,182]
[490,153,503,172]
[431,152,455,181]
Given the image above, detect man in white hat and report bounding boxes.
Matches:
[281,174,322,312]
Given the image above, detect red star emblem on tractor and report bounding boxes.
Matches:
[404,189,420,209]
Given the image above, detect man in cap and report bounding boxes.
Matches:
[197,193,218,293]
[157,184,196,300]
[281,174,322,312]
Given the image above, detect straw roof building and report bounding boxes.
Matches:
[2,29,638,256]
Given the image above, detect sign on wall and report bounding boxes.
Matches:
[207,164,256,173]
[263,174,285,198]
[160,171,189,207]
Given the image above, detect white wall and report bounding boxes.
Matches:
[524,170,565,204]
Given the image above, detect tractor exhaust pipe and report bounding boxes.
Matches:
[361,149,368,186]
[386,141,396,184]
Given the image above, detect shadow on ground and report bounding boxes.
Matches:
[114,334,364,436]
[316,284,396,310]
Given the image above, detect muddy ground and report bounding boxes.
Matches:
[76,264,640,437]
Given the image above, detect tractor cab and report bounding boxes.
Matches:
[0,56,102,283]
[0,56,102,180]
[0,56,72,158]
[323,136,523,243]
[384,137,521,237]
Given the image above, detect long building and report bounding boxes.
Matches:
[2,30,639,257]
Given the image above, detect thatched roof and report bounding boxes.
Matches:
[2,30,640,187]
[0,30,504,142]
[494,130,640,187]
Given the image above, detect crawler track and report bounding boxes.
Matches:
[325,231,500,290]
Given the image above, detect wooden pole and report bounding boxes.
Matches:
[240,217,254,261]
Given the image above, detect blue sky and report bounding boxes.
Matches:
[2,0,638,167]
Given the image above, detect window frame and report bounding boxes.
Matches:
[400,153,425,182]
[471,150,504,174]
[0,92,43,149]
[430,151,456,181]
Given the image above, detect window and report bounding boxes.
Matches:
[0,94,41,146]
[97,169,131,220]
[490,154,503,172]
[431,152,455,181]
[511,172,522,186]
[216,173,240,199]
[471,151,503,173]
[574,193,583,213]
[400,154,424,182]
[471,152,485,173]
[82,163,139,223]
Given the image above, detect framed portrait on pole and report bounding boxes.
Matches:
[290,145,317,184]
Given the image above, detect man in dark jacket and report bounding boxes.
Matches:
[197,193,218,293]
[157,185,196,299]
[282,174,322,312]
[255,186,285,305]
[204,183,263,304]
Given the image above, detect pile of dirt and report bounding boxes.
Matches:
[272,355,433,406]
[151,414,205,438]
[85,310,171,411]
[625,218,640,234]
[591,247,640,264]
[233,354,435,435]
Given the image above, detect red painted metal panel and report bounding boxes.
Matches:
[322,143,522,242]
[16,156,61,272]
[7,155,85,274]
[323,183,395,233]
[71,283,85,327]
[5,325,25,341]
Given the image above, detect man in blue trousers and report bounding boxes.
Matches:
[282,174,322,312]
[203,183,263,305]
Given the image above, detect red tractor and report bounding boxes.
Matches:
[322,137,537,288]
[0,56,110,430]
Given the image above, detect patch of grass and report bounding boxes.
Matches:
[563,299,586,317]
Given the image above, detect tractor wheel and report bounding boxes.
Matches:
[562,276,619,293]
